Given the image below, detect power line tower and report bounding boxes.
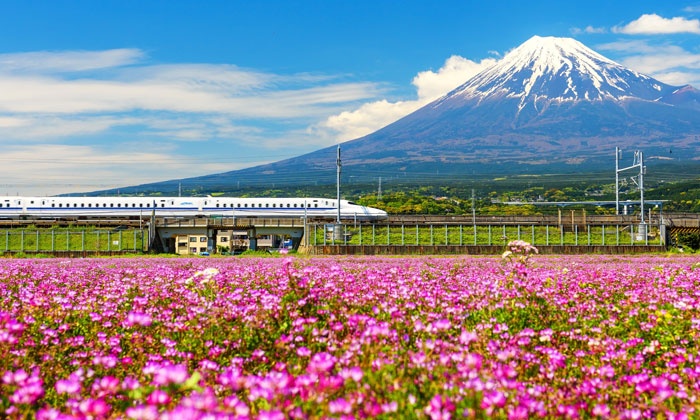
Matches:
[615,147,645,224]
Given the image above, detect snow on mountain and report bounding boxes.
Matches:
[439,36,673,109]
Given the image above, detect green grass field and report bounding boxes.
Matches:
[308,224,664,247]
[0,229,147,252]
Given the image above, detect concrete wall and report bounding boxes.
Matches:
[305,245,666,255]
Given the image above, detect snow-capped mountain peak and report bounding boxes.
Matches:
[444,35,672,106]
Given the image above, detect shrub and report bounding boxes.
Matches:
[676,232,700,250]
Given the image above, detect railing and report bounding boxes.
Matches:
[157,217,306,228]
[0,229,147,252]
[308,223,665,247]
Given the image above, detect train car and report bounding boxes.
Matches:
[0,196,387,220]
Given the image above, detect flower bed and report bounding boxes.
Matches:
[1,254,699,419]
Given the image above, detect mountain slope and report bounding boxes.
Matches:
[108,36,700,193]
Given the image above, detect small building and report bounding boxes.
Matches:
[175,234,210,255]
[216,230,250,252]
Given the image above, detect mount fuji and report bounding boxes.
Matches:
[120,36,700,191]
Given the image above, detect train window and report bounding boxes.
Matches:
[139,203,143,207]
[88,204,92,208]
[161,204,165,208]
[30,201,34,204]
[244,204,247,208]
[110,203,114,207]
[287,203,290,207]
[74,203,78,207]
[117,203,121,207]
[51,204,55,207]
[59,204,62,207]
[315,204,318,208]
[216,204,220,208]
[272,204,276,208]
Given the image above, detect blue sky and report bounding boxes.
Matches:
[1,1,699,194]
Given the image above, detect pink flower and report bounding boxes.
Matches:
[329,398,352,414]
[147,389,171,405]
[258,410,285,420]
[78,398,110,417]
[126,405,159,420]
[425,395,455,420]
[340,366,364,382]
[592,404,610,417]
[308,352,336,373]
[126,312,152,327]
[151,364,189,386]
[55,378,81,395]
[480,391,506,416]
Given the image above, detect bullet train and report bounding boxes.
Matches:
[0,196,388,219]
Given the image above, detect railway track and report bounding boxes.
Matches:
[0,212,696,228]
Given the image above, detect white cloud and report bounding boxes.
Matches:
[651,71,700,86]
[683,5,700,13]
[597,39,700,87]
[413,55,497,100]
[613,14,700,34]
[621,52,700,74]
[596,39,665,53]
[314,99,423,142]
[0,75,380,118]
[0,49,143,73]
[314,55,497,142]
[571,25,607,35]
[0,48,384,146]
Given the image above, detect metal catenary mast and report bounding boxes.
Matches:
[615,148,645,224]
[336,145,341,224]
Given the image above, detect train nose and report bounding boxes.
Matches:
[365,207,387,219]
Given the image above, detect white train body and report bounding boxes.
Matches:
[0,196,387,219]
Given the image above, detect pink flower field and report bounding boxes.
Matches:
[1,254,699,419]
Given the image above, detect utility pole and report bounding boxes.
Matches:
[471,189,476,225]
[378,177,382,200]
[615,147,620,215]
[639,151,645,225]
[336,145,341,224]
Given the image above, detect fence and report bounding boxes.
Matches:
[0,229,147,252]
[308,223,665,248]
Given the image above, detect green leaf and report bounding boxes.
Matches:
[183,371,202,391]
